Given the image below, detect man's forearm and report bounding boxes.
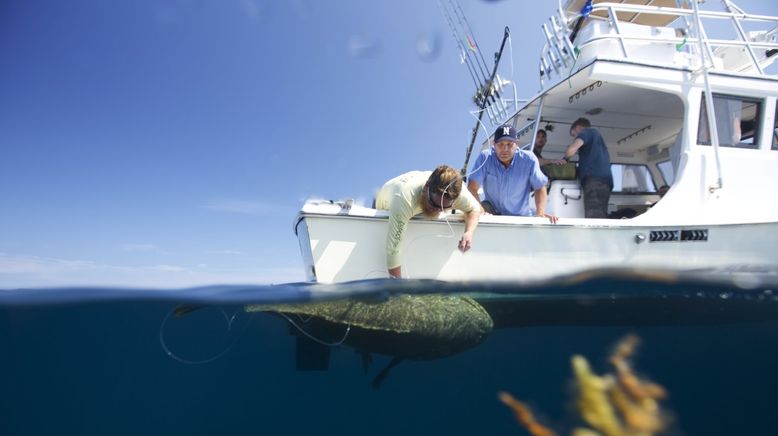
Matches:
[535,188,547,215]
[564,138,584,160]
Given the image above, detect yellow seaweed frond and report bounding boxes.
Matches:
[610,336,668,402]
[610,384,663,433]
[572,355,624,436]
[571,429,603,436]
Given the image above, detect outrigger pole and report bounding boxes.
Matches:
[461,27,511,179]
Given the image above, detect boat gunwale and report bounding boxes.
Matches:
[295,208,778,229]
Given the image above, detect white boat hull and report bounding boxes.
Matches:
[295,202,778,283]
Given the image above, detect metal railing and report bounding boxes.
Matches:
[539,4,579,87]
[538,1,778,86]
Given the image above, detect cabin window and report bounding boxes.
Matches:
[657,160,674,185]
[698,94,761,148]
[773,100,778,150]
[611,164,656,193]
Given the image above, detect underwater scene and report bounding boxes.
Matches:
[4,1,778,434]
[2,269,778,436]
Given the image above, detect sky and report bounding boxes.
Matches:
[1,0,776,288]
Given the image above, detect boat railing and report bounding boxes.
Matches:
[538,1,778,87]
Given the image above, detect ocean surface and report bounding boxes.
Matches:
[2,267,778,436]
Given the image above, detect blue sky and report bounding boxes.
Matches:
[1,0,776,288]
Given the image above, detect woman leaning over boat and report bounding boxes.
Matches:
[374,165,482,279]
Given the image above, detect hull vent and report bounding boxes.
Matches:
[649,230,679,242]
[649,229,709,242]
[681,229,709,241]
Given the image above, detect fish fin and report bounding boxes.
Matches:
[371,356,404,390]
[359,351,373,374]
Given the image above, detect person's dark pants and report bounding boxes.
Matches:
[581,177,612,218]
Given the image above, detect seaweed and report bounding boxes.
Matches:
[499,335,670,436]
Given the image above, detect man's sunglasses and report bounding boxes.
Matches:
[428,184,455,210]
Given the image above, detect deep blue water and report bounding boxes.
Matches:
[2,269,778,436]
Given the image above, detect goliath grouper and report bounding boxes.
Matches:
[245,294,493,388]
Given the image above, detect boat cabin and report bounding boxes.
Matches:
[470,0,778,221]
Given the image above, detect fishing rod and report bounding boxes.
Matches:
[442,0,494,110]
[451,0,509,115]
[438,0,482,95]
[461,26,511,179]
[441,0,511,121]
[449,0,490,90]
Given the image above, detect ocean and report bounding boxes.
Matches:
[1,269,777,436]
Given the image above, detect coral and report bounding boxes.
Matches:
[500,335,669,436]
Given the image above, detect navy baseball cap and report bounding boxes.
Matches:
[493,125,518,143]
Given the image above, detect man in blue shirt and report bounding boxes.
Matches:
[467,125,557,222]
[559,117,613,218]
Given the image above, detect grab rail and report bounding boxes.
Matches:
[539,1,778,86]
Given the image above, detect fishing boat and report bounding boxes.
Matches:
[294,0,778,284]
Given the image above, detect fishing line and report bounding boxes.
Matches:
[403,143,508,279]
[460,108,494,182]
[280,312,351,347]
[404,215,455,279]
[468,106,492,145]
[464,139,491,179]
[368,170,463,280]
[159,307,250,365]
[404,173,461,279]
[295,313,313,323]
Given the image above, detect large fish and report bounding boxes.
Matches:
[245,294,494,388]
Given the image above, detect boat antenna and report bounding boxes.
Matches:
[460,27,511,179]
